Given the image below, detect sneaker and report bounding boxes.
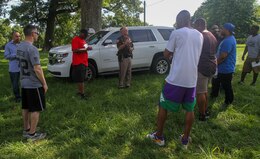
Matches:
[22,130,29,137]
[180,134,192,150]
[221,103,229,109]
[205,110,210,119]
[198,114,206,121]
[238,81,244,85]
[250,82,256,86]
[118,85,125,89]
[81,94,88,100]
[25,132,46,142]
[147,131,165,146]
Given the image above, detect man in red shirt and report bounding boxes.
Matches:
[71,29,89,99]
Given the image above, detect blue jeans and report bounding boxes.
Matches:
[9,72,20,99]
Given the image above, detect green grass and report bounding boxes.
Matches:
[0,45,260,159]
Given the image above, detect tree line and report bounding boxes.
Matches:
[0,0,259,50]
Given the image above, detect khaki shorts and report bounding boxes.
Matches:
[196,72,211,94]
[242,57,257,73]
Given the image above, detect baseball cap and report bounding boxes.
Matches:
[223,23,235,34]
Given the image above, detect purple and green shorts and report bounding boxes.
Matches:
[159,82,196,112]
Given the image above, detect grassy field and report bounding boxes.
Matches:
[0,45,259,159]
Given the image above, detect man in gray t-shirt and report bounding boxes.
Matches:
[17,24,48,141]
[239,25,260,86]
[18,41,43,88]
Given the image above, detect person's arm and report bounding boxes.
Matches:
[4,44,17,60]
[117,39,127,51]
[163,49,173,59]
[72,48,87,53]
[217,52,228,64]
[242,45,248,61]
[71,37,87,54]
[34,64,48,93]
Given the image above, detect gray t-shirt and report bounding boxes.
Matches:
[246,34,260,58]
[17,41,42,88]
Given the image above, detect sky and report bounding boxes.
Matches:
[139,0,259,27]
[139,0,205,26]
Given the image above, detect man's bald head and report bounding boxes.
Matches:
[176,10,191,29]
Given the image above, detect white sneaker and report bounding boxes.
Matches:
[26,132,46,142]
[147,131,165,146]
[180,134,192,150]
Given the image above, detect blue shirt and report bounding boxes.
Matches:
[4,40,20,72]
[217,35,237,73]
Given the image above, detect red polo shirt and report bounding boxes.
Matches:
[71,36,88,66]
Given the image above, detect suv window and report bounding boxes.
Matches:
[158,29,174,41]
[87,31,109,45]
[129,29,156,42]
[103,31,121,45]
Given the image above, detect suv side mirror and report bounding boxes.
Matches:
[103,39,113,46]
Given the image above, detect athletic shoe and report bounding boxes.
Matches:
[180,134,192,150]
[25,132,46,142]
[238,81,244,85]
[221,103,229,109]
[147,131,165,146]
[198,114,206,121]
[81,94,88,100]
[205,110,210,119]
[250,82,256,86]
[22,130,29,137]
[118,85,125,89]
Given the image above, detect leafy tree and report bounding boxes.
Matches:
[0,19,12,48]
[193,0,258,38]
[102,0,144,27]
[9,0,79,50]
[0,19,23,49]
[1,0,144,50]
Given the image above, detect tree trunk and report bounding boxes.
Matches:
[80,0,102,32]
[43,0,58,51]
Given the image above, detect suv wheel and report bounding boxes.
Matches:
[85,63,97,81]
[152,56,170,74]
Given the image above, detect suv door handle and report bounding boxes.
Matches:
[149,46,155,48]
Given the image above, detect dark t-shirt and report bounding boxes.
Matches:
[116,35,134,59]
[198,31,218,77]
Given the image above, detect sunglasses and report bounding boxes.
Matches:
[32,31,40,35]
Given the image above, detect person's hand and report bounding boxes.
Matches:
[125,38,131,45]
[242,55,245,61]
[43,84,48,94]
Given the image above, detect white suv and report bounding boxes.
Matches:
[47,26,174,80]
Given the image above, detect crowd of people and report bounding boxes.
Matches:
[147,10,259,149]
[3,9,260,147]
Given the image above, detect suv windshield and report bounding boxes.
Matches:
[87,31,109,45]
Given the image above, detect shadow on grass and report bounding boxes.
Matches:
[0,50,260,158]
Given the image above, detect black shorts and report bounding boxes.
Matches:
[72,64,87,83]
[22,87,46,112]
